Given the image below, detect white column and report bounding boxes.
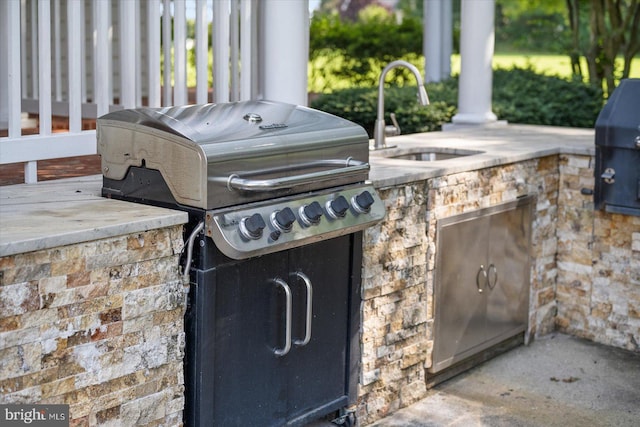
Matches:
[441,0,452,78]
[452,0,497,125]
[424,0,452,83]
[424,0,441,83]
[260,0,309,106]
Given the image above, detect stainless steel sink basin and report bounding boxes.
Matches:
[375,147,484,161]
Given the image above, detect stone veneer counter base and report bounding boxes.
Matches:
[0,175,188,425]
[2,125,638,427]
[359,124,639,425]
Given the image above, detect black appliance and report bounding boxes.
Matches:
[594,78,640,216]
[97,101,385,426]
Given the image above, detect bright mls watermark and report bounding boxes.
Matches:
[1,405,69,426]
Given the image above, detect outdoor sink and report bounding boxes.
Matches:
[374,147,484,161]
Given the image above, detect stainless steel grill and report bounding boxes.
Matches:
[97,100,384,426]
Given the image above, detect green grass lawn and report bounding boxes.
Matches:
[308,52,639,93]
[452,53,640,80]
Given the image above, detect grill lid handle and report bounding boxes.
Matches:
[219,159,370,192]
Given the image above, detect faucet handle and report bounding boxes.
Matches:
[385,113,401,137]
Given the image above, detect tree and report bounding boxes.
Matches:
[317,0,390,21]
[566,0,640,96]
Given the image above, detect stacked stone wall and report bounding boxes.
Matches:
[359,184,430,422]
[0,226,186,426]
[3,153,637,427]
[556,154,640,350]
[359,158,560,425]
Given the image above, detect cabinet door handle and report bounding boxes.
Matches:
[291,271,313,346]
[272,278,292,357]
[487,264,498,290]
[476,265,487,293]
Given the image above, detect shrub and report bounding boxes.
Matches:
[492,67,604,128]
[310,67,604,135]
[310,83,457,137]
[309,12,423,92]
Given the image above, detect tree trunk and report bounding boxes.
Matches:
[621,0,640,78]
[586,0,605,89]
[566,0,583,77]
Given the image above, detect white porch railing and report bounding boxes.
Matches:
[0,0,259,183]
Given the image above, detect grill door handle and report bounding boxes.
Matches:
[223,159,369,191]
[487,264,498,290]
[291,272,313,346]
[476,265,487,293]
[272,278,292,357]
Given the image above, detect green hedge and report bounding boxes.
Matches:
[310,67,603,137]
[308,12,423,92]
[492,68,603,128]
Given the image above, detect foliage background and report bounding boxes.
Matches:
[308,0,637,133]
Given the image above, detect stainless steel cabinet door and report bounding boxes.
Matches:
[433,215,489,373]
[486,204,531,342]
[431,196,533,374]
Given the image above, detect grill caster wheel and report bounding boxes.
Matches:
[332,411,355,427]
[333,418,352,427]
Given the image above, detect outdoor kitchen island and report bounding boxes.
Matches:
[1,124,639,426]
[359,124,640,425]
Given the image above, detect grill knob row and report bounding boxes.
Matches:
[238,190,375,241]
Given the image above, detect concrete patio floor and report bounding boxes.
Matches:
[369,333,640,427]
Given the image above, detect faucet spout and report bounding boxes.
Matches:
[373,60,430,150]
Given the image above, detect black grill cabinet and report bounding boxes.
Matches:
[594,78,640,216]
[97,101,385,426]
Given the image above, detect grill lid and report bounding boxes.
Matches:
[595,78,640,149]
[593,79,640,217]
[98,100,371,209]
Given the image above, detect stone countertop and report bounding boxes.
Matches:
[368,124,595,188]
[0,124,594,257]
[0,175,188,257]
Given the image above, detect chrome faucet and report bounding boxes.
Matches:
[373,60,430,150]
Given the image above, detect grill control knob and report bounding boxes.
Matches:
[299,201,323,226]
[272,207,296,232]
[239,213,266,240]
[326,195,350,218]
[352,190,375,214]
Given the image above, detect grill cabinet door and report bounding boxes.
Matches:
[286,236,352,422]
[208,253,290,426]
[190,235,357,426]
